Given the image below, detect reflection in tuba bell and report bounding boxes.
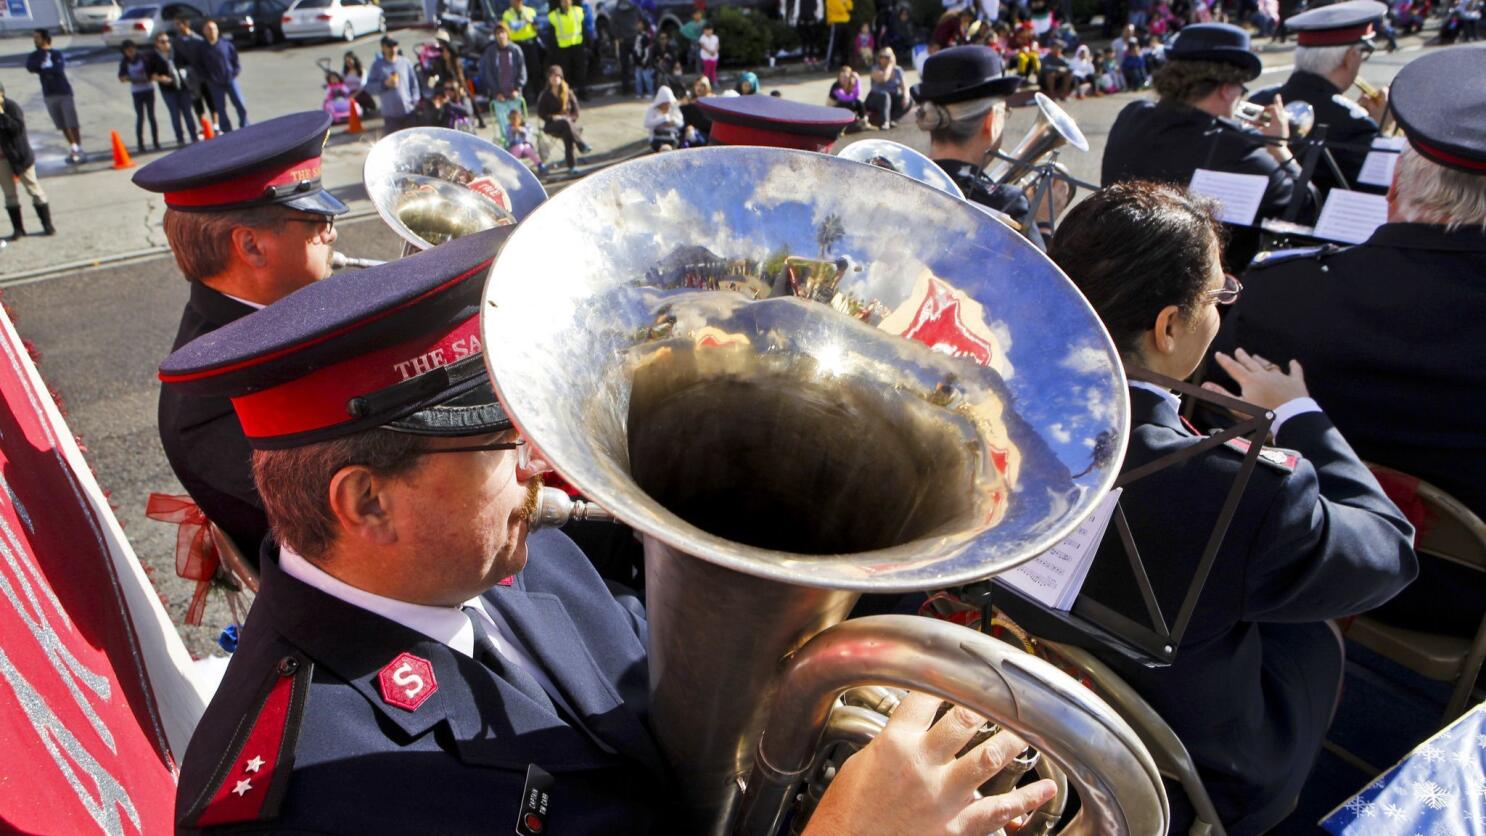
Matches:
[361,127,548,257]
[483,148,1168,834]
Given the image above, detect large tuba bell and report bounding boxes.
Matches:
[988,92,1090,186]
[361,127,547,257]
[481,148,1166,834]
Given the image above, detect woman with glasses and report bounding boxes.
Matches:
[1047,181,1417,835]
[146,31,198,146]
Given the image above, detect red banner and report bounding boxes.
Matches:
[0,305,194,834]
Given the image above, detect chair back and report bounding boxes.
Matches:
[1368,464,1486,573]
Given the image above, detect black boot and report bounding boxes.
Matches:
[4,206,24,241]
[34,203,55,236]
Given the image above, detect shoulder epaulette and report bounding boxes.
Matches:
[1248,243,1345,270]
[182,655,312,830]
[1219,435,1302,473]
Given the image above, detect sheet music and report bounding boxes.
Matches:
[1000,489,1123,611]
[1313,189,1389,244]
[1357,136,1406,188]
[1188,169,1268,226]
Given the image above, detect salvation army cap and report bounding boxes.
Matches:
[913,46,1022,105]
[1284,0,1387,46]
[1168,23,1262,80]
[698,95,854,152]
[133,111,348,216]
[1390,47,1486,174]
[158,226,515,450]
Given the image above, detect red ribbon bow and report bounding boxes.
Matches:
[144,493,220,626]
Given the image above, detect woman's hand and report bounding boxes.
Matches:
[803,692,1057,836]
[1204,348,1310,411]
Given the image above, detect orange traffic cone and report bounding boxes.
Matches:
[347,101,363,134]
[109,130,134,169]
[200,115,216,140]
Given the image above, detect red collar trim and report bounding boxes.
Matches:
[1295,23,1373,46]
[710,122,836,152]
[1410,137,1486,173]
[231,315,483,440]
[164,155,324,209]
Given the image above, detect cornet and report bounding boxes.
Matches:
[1355,76,1396,135]
[1236,99,1317,138]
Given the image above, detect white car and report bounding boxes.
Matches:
[281,0,385,42]
[72,0,122,32]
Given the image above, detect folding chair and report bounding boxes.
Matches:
[1347,464,1486,723]
[1038,639,1227,836]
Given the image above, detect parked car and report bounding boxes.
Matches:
[376,0,426,25]
[215,0,289,45]
[101,3,204,46]
[281,0,386,42]
[72,0,123,32]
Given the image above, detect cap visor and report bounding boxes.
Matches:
[383,378,513,437]
[283,189,350,216]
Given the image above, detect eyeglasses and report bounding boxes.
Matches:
[1358,41,1376,61]
[284,214,335,241]
[1208,273,1243,305]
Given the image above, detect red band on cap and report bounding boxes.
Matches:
[1410,138,1486,173]
[231,315,483,439]
[165,155,324,208]
[1295,23,1373,46]
[710,122,837,152]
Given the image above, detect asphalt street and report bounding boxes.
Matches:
[0,28,1440,661]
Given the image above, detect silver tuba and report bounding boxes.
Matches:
[988,92,1091,186]
[360,127,547,258]
[481,148,1166,835]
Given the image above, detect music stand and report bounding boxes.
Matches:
[987,368,1275,668]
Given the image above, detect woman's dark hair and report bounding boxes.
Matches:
[1151,59,1251,104]
[343,52,363,74]
[1047,181,1225,358]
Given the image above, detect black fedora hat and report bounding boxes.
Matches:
[912,46,1022,105]
[1168,23,1262,80]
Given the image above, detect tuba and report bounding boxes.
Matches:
[836,137,966,199]
[482,148,1167,835]
[988,92,1090,186]
[357,127,547,260]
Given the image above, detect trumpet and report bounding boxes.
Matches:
[1355,77,1396,135]
[1235,99,1317,138]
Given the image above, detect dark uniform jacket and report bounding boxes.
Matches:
[1209,223,1486,635]
[158,283,267,557]
[0,98,36,173]
[1074,388,1415,835]
[933,158,1032,224]
[175,529,672,834]
[1102,99,1321,270]
[1251,70,1381,195]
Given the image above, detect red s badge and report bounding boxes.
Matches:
[378,652,438,711]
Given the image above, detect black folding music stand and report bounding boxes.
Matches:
[989,368,1275,668]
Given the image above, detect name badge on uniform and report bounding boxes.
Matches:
[516,764,555,835]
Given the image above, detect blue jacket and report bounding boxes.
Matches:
[175,529,674,833]
[1072,388,1416,834]
[366,54,421,118]
[25,48,73,97]
[197,38,240,86]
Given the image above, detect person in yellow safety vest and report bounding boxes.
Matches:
[824,0,853,70]
[502,0,542,99]
[548,0,587,99]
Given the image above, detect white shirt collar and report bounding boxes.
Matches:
[221,292,266,310]
[1129,379,1182,415]
[278,545,480,658]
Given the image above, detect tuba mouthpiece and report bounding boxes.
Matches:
[531,486,615,530]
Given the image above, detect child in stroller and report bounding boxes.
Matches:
[317,59,361,124]
[428,80,476,132]
[505,108,544,174]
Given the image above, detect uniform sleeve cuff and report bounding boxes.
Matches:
[1272,397,1322,435]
